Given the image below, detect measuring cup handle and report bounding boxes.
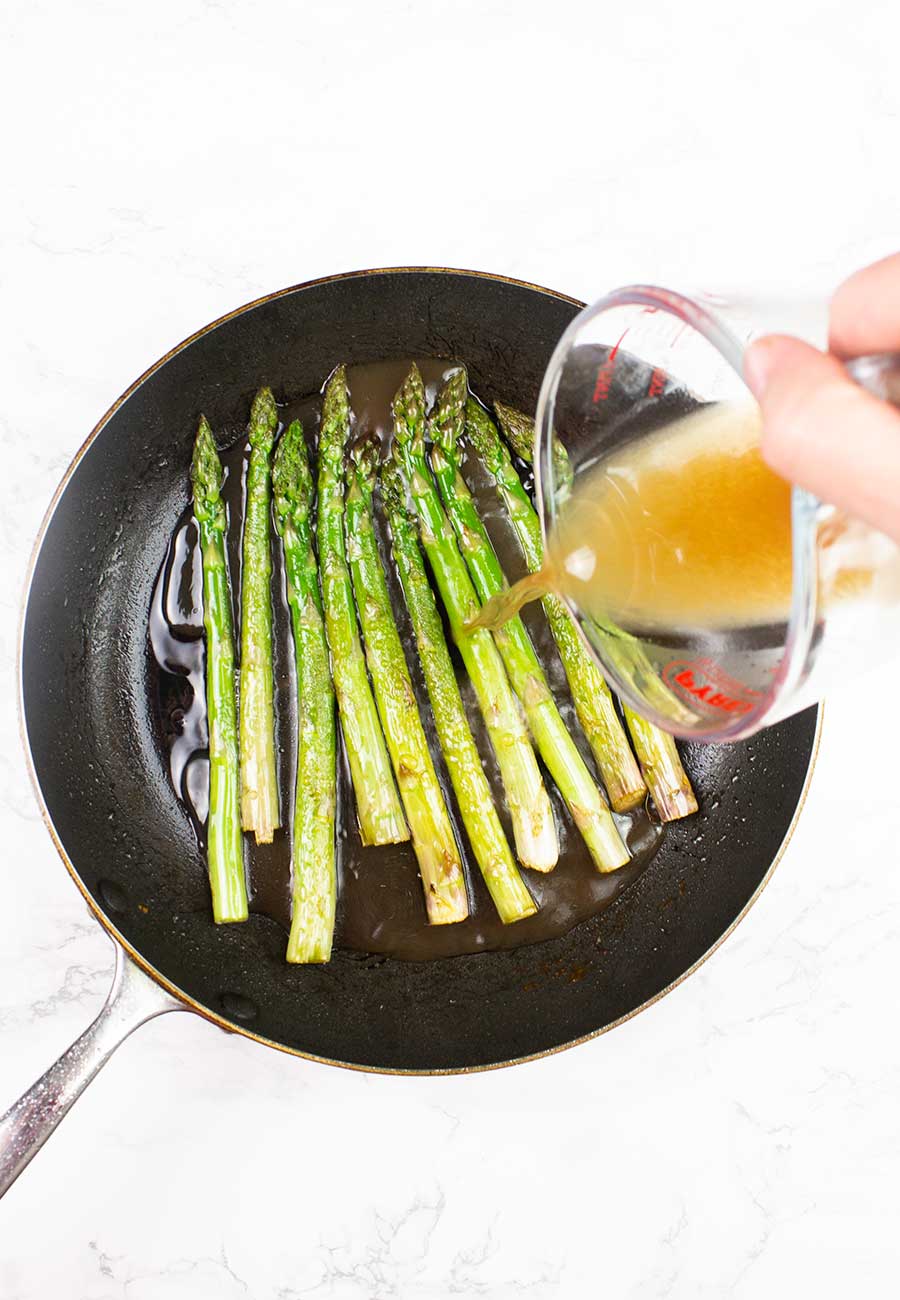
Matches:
[845,352,900,406]
[0,942,185,1199]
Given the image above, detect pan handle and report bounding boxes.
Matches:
[0,941,186,1199]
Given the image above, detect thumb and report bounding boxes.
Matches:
[744,334,900,545]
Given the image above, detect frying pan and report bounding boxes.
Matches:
[0,268,819,1197]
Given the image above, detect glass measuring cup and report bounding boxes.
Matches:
[533,286,900,741]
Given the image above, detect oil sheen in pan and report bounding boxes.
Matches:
[148,358,667,961]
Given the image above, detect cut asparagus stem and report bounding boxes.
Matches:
[239,388,281,844]
[468,399,646,811]
[381,454,536,924]
[622,704,699,821]
[317,366,408,846]
[273,420,337,962]
[346,436,468,926]
[432,373,629,873]
[393,365,558,873]
[493,401,698,822]
[191,417,248,923]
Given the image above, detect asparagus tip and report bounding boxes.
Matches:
[272,419,312,533]
[464,398,502,465]
[494,400,535,462]
[249,386,278,450]
[321,364,350,427]
[380,449,409,519]
[191,416,225,525]
[391,364,427,450]
[430,366,468,453]
[349,430,380,488]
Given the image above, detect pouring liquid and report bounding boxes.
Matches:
[475,403,796,636]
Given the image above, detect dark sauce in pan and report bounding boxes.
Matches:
[149,358,666,960]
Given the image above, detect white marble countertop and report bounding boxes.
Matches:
[3,2,900,1296]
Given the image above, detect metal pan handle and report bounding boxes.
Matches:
[0,941,186,1199]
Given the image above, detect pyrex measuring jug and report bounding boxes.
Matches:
[530,286,900,740]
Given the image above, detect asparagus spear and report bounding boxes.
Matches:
[239,388,281,844]
[432,373,629,872]
[345,435,468,926]
[393,366,558,872]
[493,401,698,821]
[191,418,248,923]
[273,420,337,962]
[317,366,408,846]
[467,399,646,812]
[381,454,536,924]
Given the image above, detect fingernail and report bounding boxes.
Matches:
[743,337,778,398]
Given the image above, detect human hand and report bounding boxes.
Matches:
[744,253,900,545]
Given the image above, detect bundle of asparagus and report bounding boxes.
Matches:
[428,370,628,872]
[392,367,558,874]
[380,453,536,925]
[490,401,698,823]
[186,358,699,963]
[345,434,468,926]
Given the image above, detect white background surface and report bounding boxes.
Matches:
[3,1,900,1296]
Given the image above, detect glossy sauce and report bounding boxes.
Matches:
[149,359,665,960]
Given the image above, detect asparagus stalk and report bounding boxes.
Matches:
[239,388,281,844]
[317,366,408,846]
[191,418,248,923]
[345,435,468,926]
[393,366,558,872]
[493,401,698,821]
[468,399,646,811]
[381,454,536,924]
[273,420,337,962]
[432,373,629,872]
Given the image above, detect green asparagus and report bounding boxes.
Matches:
[273,420,337,962]
[317,366,408,846]
[431,373,629,872]
[191,417,248,923]
[467,399,646,812]
[393,366,558,873]
[381,454,536,924]
[493,401,698,822]
[239,388,281,843]
[346,436,468,925]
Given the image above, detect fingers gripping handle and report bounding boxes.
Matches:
[0,943,185,1199]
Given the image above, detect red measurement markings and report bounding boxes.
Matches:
[592,329,628,404]
[663,658,761,716]
[647,367,666,398]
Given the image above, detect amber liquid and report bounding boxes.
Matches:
[478,403,795,635]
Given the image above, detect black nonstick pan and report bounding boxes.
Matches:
[0,268,819,1196]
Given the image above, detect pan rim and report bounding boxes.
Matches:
[17,265,823,1076]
